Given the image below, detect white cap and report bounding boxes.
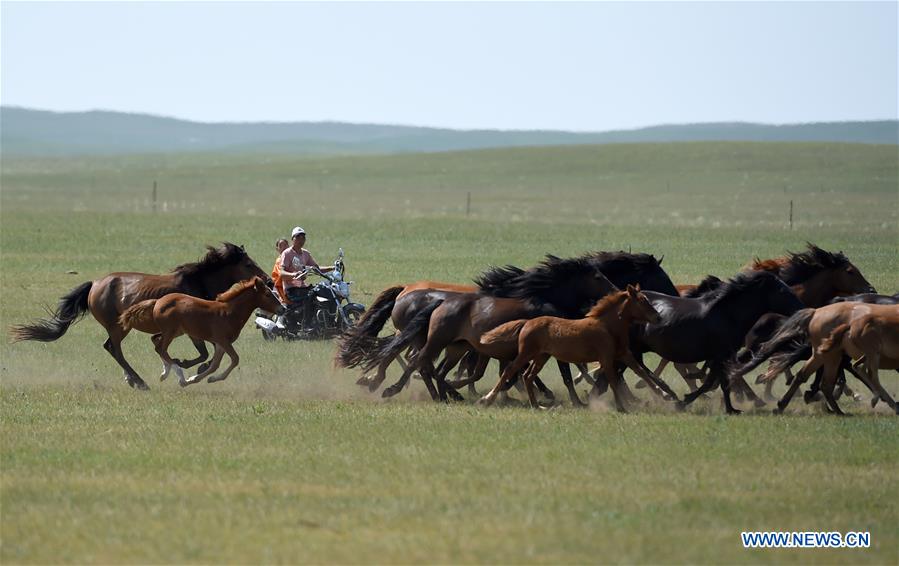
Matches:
[291,226,306,238]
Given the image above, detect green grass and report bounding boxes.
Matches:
[1,142,898,563]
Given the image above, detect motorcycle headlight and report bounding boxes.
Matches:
[336,282,350,299]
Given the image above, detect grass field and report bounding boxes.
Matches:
[2,142,898,563]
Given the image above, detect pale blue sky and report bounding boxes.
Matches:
[2,1,896,131]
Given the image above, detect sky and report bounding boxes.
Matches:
[1,1,896,131]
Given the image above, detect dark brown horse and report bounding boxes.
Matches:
[120,277,284,387]
[9,243,271,390]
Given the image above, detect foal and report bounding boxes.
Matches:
[120,277,283,386]
[478,285,664,411]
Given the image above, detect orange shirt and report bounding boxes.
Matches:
[271,258,286,302]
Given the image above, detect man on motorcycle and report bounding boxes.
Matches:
[278,226,335,329]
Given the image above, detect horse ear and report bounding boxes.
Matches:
[634,283,641,292]
[626,284,637,295]
[657,255,664,265]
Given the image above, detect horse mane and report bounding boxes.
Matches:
[172,242,248,278]
[215,278,257,302]
[751,243,848,285]
[749,258,786,273]
[472,265,526,294]
[473,253,604,303]
[683,274,724,298]
[585,290,627,317]
[779,243,849,284]
[586,251,662,278]
[702,270,782,307]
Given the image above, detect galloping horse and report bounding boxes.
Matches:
[631,271,804,414]
[479,285,662,411]
[9,243,271,389]
[120,277,284,386]
[750,303,899,415]
[732,244,876,400]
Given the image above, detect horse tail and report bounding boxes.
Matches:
[361,299,444,373]
[335,285,404,368]
[728,308,815,383]
[480,319,528,346]
[119,300,158,332]
[9,281,92,343]
[820,324,850,354]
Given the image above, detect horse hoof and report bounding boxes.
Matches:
[754,398,768,408]
[675,401,687,412]
[635,381,647,389]
[871,397,880,409]
[772,407,784,415]
[803,391,820,404]
[355,375,370,387]
[382,387,400,399]
[197,362,211,375]
[727,408,743,415]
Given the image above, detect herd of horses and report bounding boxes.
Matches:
[8,242,899,415]
[336,244,898,415]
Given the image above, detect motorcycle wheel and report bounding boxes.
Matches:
[342,305,364,328]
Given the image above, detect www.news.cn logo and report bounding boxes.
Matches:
[741,531,871,549]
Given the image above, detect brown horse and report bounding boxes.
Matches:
[479,285,663,410]
[337,281,481,394]
[738,243,875,401]
[9,243,271,389]
[120,277,284,386]
[756,303,899,415]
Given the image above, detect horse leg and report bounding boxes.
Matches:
[466,355,489,397]
[862,352,899,414]
[532,373,556,402]
[184,345,225,386]
[677,367,722,410]
[523,355,551,408]
[623,353,679,403]
[433,348,466,402]
[173,338,210,372]
[152,332,184,384]
[480,355,530,407]
[712,361,741,415]
[775,353,826,414]
[102,330,149,390]
[207,343,240,384]
[382,361,419,398]
[599,354,629,413]
[558,360,586,407]
[819,358,846,415]
[803,368,826,404]
[734,375,766,408]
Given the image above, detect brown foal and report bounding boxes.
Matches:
[119,277,283,386]
[478,285,663,411]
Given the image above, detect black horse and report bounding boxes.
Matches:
[630,270,804,414]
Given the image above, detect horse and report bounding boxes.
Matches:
[9,243,271,389]
[119,277,284,386]
[751,303,899,415]
[376,252,683,405]
[479,285,662,410]
[664,244,876,403]
[630,270,804,414]
[336,281,482,395]
[729,293,899,409]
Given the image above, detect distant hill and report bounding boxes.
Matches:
[1,106,896,156]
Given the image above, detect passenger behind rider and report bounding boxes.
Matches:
[271,238,289,302]
[279,226,335,327]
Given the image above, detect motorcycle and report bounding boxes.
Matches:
[255,248,365,340]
